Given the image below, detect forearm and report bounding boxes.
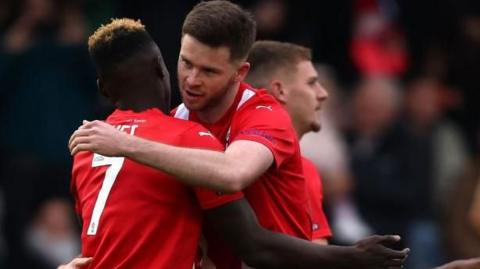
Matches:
[245,231,351,269]
[207,200,351,269]
[70,121,272,191]
[122,135,241,192]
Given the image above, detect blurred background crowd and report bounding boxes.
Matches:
[0,0,479,268]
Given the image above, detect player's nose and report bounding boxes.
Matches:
[316,83,328,102]
[186,68,202,87]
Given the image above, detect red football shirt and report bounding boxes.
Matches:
[71,108,242,269]
[302,157,332,240]
[173,82,312,269]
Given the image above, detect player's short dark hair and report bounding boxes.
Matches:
[246,40,312,88]
[182,0,256,62]
[88,18,155,76]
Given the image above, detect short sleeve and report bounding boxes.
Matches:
[312,207,333,239]
[303,158,332,239]
[230,97,296,169]
[180,123,244,209]
[194,188,244,209]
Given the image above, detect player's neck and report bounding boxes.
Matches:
[294,123,306,140]
[196,81,240,123]
[117,92,167,113]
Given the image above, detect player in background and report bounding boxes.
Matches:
[244,40,480,269]
[68,1,408,269]
[61,18,409,269]
[245,40,332,245]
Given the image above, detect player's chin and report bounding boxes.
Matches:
[310,121,321,132]
[184,100,206,112]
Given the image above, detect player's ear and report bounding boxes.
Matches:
[269,80,287,104]
[234,62,250,83]
[97,78,109,98]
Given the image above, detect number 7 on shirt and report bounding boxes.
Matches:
[87,154,125,235]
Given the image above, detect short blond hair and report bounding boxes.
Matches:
[88,18,153,74]
[88,18,145,52]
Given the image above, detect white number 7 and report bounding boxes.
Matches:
[87,154,125,235]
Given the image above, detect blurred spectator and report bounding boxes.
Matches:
[346,76,405,239]
[25,198,79,268]
[251,0,288,40]
[348,75,467,268]
[248,0,316,44]
[399,77,467,269]
[350,0,408,77]
[403,77,467,209]
[0,0,103,267]
[3,0,64,53]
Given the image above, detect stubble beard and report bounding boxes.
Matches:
[184,75,237,113]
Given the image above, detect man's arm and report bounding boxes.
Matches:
[206,198,409,269]
[69,120,273,192]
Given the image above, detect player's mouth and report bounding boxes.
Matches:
[182,89,205,104]
[184,89,204,98]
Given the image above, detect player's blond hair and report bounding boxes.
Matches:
[88,18,154,75]
[88,18,146,52]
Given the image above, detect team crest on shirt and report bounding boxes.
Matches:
[312,223,319,231]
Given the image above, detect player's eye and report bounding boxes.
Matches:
[203,68,217,76]
[181,58,193,69]
[308,78,319,87]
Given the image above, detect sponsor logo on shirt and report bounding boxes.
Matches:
[239,128,274,142]
[255,105,273,111]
